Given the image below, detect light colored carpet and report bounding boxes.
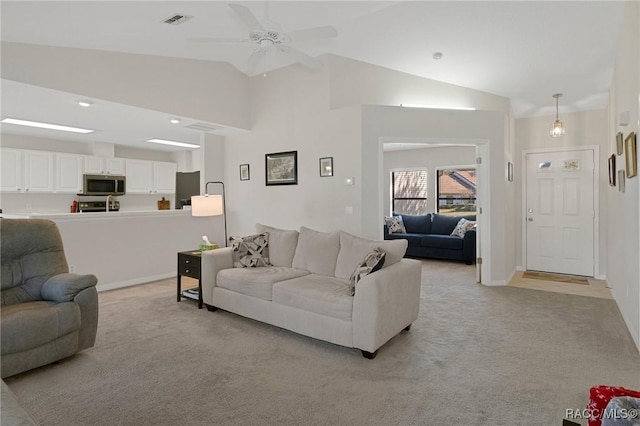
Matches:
[5,260,639,426]
[522,271,590,285]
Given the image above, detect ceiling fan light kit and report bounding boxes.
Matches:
[550,93,565,137]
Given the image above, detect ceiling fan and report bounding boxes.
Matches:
[188,3,337,74]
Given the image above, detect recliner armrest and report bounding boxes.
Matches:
[41,273,98,302]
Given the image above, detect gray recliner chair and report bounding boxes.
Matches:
[1,218,98,378]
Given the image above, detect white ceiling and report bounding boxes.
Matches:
[0,1,627,150]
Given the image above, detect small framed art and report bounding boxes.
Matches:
[608,154,616,186]
[319,157,333,177]
[618,170,625,193]
[265,151,298,186]
[625,132,637,178]
[616,132,624,155]
[240,164,250,181]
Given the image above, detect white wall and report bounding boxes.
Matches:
[383,146,476,215]
[1,42,251,130]
[606,0,640,349]
[223,60,363,237]
[514,109,609,278]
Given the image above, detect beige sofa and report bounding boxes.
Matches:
[201,225,421,358]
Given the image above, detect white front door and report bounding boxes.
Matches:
[525,150,595,276]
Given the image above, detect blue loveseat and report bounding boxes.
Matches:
[384,213,476,264]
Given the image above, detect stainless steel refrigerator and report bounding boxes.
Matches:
[175,171,200,209]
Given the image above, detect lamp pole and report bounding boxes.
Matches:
[204,181,227,247]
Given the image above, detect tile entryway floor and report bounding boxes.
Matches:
[508,271,612,299]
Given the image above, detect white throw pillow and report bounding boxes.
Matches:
[255,223,299,267]
[334,231,408,280]
[451,218,476,237]
[291,226,341,276]
[384,216,407,234]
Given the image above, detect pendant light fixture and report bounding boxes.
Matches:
[550,93,565,137]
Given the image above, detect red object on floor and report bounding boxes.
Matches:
[588,385,640,426]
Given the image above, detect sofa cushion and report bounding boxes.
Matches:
[273,274,353,321]
[421,234,464,250]
[431,214,465,235]
[217,267,310,301]
[334,231,407,280]
[230,233,270,267]
[399,214,432,234]
[255,224,299,267]
[384,216,406,234]
[292,227,340,276]
[384,233,423,246]
[1,301,80,354]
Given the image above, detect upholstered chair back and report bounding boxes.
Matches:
[1,219,69,306]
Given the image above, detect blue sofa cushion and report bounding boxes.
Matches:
[421,235,464,250]
[385,233,424,246]
[431,214,476,235]
[398,214,432,234]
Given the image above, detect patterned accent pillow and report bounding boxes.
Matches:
[451,218,476,237]
[384,216,407,234]
[229,233,271,268]
[348,248,386,295]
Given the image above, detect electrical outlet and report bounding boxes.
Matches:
[69,265,75,273]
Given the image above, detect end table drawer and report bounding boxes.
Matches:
[179,264,200,279]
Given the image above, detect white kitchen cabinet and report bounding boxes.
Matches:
[55,153,83,193]
[153,162,177,194]
[125,159,154,194]
[24,150,54,193]
[0,148,23,192]
[84,156,126,175]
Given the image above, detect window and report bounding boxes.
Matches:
[391,170,427,215]
[436,168,476,216]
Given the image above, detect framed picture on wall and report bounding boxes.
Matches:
[625,132,637,178]
[239,164,250,181]
[608,154,616,186]
[319,157,333,177]
[618,170,625,193]
[265,151,298,186]
[616,132,624,155]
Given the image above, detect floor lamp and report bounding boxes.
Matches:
[191,181,228,247]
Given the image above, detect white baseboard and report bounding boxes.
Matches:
[97,272,175,292]
[610,287,640,353]
[481,268,517,286]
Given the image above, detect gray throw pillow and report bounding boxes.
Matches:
[348,248,386,295]
[229,233,271,268]
[384,216,406,234]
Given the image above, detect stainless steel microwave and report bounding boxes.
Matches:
[82,174,126,196]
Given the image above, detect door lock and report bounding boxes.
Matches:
[527,217,533,222]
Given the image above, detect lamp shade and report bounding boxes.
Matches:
[191,194,224,216]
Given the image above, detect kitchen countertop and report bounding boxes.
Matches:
[0,210,194,220]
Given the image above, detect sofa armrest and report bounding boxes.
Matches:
[462,229,477,264]
[41,273,97,303]
[352,259,421,353]
[201,247,234,305]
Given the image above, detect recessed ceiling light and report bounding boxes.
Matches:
[77,100,93,107]
[146,138,200,149]
[1,118,95,134]
[170,118,181,124]
[432,52,443,60]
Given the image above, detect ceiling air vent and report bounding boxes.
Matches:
[162,13,193,26]
[184,122,224,133]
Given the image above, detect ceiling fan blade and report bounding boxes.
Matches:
[247,50,267,74]
[229,3,265,31]
[285,26,338,43]
[277,46,322,71]
[186,37,248,45]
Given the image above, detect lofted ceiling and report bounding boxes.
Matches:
[0,1,627,150]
